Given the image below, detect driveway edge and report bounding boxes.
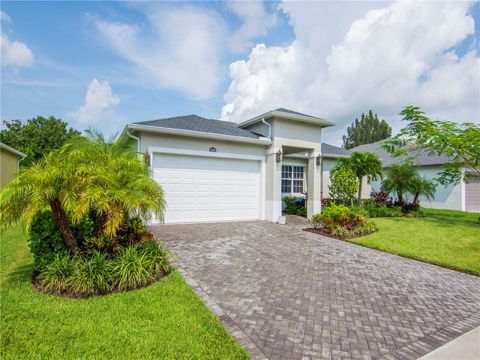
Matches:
[380,312,480,360]
[175,264,268,360]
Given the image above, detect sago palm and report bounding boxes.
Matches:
[338,152,383,205]
[0,147,81,253]
[409,176,436,205]
[68,130,165,238]
[381,160,418,204]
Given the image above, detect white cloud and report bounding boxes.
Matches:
[0,11,11,23]
[95,6,226,100]
[1,12,34,69]
[73,79,120,125]
[227,1,277,53]
[221,1,479,144]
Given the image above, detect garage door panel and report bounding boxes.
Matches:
[152,153,261,223]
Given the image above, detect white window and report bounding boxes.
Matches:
[282,165,305,193]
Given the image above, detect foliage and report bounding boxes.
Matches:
[370,189,392,205]
[329,164,358,205]
[362,199,403,218]
[1,225,249,359]
[0,116,81,167]
[337,152,383,205]
[35,243,171,297]
[28,210,94,271]
[0,130,165,252]
[283,196,307,217]
[342,110,392,149]
[409,176,436,205]
[314,204,377,238]
[382,106,480,185]
[381,160,418,204]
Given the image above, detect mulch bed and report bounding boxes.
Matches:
[303,228,377,241]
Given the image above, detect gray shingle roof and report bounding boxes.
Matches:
[351,141,452,166]
[321,143,351,158]
[134,115,259,139]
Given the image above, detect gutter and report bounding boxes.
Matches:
[126,130,140,153]
[238,110,336,128]
[126,123,272,146]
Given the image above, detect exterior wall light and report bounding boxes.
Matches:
[276,150,282,163]
[209,147,217,152]
[143,152,151,166]
[316,155,321,166]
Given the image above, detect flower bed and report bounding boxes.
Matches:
[309,204,378,240]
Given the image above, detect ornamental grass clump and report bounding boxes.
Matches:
[311,204,377,239]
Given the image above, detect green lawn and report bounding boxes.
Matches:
[0,225,248,359]
[350,208,480,276]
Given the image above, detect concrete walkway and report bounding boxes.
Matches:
[152,220,480,360]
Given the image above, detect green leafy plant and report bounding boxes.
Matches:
[315,204,377,239]
[111,245,154,291]
[37,254,75,293]
[381,160,418,204]
[337,152,383,205]
[283,196,307,217]
[362,200,403,218]
[328,164,358,206]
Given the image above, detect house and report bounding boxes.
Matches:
[0,142,26,187]
[351,141,480,212]
[122,108,336,224]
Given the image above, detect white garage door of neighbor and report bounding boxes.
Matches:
[152,153,261,223]
[465,176,480,212]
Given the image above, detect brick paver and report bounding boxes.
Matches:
[152,219,480,360]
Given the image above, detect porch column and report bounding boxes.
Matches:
[307,151,321,218]
[265,148,283,222]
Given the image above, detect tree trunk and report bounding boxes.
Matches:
[357,177,363,206]
[413,192,420,204]
[397,189,403,204]
[49,198,81,254]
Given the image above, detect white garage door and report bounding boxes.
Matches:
[465,176,480,212]
[152,153,261,223]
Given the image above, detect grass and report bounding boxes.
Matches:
[350,208,480,276]
[0,225,248,359]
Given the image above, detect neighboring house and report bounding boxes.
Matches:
[351,141,480,212]
[122,108,335,224]
[0,142,26,187]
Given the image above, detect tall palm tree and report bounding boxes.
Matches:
[339,152,383,205]
[381,160,418,204]
[68,130,165,238]
[409,176,436,205]
[0,147,81,253]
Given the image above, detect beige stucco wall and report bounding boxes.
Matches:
[0,149,19,187]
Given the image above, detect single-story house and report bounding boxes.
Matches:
[122,108,336,224]
[0,142,26,187]
[351,141,480,212]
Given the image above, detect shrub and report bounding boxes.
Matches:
[29,210,94,271]
[370,190,392,205]
[34,243,171,297]
[362,199,402,218]
[329,165,358,205]
[314,204,377,238]
[283,196,307,217]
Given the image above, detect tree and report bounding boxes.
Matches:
[0,131,165,251]
[381,160,418,204]
[342,110,392,149]
[337,152,383,205]
[0,148,81,253]
[409,175,436,205]
[0,116,81,167]
[329,164,358,206]
[383,106,480,185]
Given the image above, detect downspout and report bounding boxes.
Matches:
[17,153,27,169]
[126,129,140,153]
[261,117,271,139]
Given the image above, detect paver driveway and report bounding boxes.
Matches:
[152,220,480,360]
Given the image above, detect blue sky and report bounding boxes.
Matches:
[1,1,479,142]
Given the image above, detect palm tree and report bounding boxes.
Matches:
[409,176,436,205]
[338,152,383,205]
[68,130,165,238]
[381,160,418,204]
[0,147,81,253]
